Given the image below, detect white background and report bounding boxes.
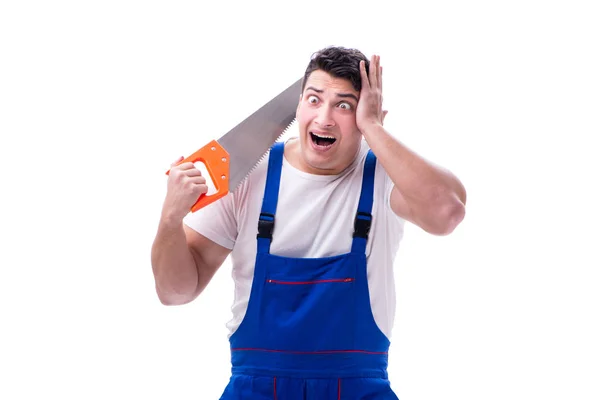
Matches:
[1,0,599,399]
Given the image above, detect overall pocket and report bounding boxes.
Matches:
[260,275,357,351]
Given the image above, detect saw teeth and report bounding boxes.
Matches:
[233,119,297,192]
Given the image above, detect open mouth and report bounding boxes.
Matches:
[310,132,336,147]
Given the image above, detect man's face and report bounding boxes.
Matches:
[295,70,362,175]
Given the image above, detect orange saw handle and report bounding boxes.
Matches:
[166,140,230,212]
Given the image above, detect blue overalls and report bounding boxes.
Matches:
[219,143,399,399]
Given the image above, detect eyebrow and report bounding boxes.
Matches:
[305,86,359,103]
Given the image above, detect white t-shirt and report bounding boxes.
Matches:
[184,139,405,340]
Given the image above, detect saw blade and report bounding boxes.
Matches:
[217,77,302,192]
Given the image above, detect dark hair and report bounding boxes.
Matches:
[302,46,370,93]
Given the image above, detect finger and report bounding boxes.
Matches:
[196,184,209,195]
[188,175,207,185]
[181,182,209,198]
[360,60,370,90]
[173,161,196,171]
[375,55,380,86]
[369,55,377,86]
[184,166,203,176]
[379,65,383,90]
[377,56,382,89]
[383,110,388,123]
[171,156,184,167]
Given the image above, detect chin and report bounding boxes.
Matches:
[301,142,345,173]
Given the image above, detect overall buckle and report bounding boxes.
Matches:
[257,212,275,239]
[353,211,372,239]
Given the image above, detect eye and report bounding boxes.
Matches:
[307,95,319,104]
[338,102,352,110]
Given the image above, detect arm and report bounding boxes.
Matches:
[151,218,230,305]
[357,56,467,236]
[150,157,231,305]
[363,124,466,235]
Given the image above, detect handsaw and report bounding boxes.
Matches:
[167,77,302,212]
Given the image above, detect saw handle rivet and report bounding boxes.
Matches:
[211,146,216,151]
[222,157,227,162]
[221,175,226,180]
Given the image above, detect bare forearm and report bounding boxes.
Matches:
[363,124,466,204]
[362,124,466,235]
[151,216,199,304]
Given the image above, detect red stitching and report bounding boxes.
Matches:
[267,278,354,285]
[231,348,387,355]
[273,377,277,400]
[338,378,341,400]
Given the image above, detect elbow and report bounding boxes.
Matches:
[155,284,197,306]
[156,292,195,306]
[424,199,466,236]
[157,291,179,306]
[441,201,466,235]
[157,295,177,306]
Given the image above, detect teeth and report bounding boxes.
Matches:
[233,119,297,192]
[311,132,335,140]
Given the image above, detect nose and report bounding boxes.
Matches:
[315,106,335,128]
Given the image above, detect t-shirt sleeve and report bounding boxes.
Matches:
[183,192,238,250]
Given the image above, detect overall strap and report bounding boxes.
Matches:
[256,142,285,254]
[351,150,377,254]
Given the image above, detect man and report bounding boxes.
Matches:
[152,46,467,399]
